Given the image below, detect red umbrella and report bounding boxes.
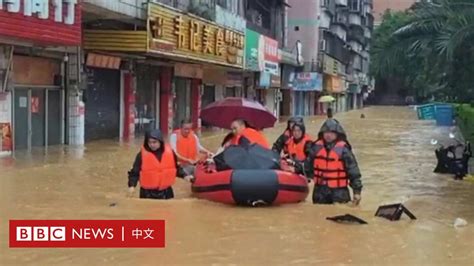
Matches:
[200,97,277,129]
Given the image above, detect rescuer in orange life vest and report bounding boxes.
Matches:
[127,129,194,200]
[272,116,304,154]
[297,119,362,205]
[284,122,312,162]
[229,119,270,149]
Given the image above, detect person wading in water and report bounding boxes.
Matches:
[297,119,362,205]
[127,129,194,199]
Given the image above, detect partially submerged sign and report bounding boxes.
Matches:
[375,203,417,221]
[326,214,368,225]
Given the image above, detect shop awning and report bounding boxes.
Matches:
[279,48,302,67]
[83,30,148,52]
[83,3,245,69]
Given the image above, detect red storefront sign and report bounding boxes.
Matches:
[263,36,278,63]
[263,36,279,75]
[0,0,81,46]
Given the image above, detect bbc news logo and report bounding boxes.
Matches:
[17,226,66,241]
[10,220,165,248]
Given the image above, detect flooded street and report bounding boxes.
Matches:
[1,106,474,265]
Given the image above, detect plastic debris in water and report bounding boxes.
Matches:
[454,218,468,228]
[375,203,417,221]
[326,214,368,224]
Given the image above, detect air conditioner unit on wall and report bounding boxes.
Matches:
[320,40,327,51]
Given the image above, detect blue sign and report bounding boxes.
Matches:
[259,72,271,87]
[290,72,322,91]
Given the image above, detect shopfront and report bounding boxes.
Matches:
[257,72,281,116]
[0,0,81,154]
[245,28,280,114]
[324,74,345,113]
[322,54,346,114]
[134,64,160,135]
[84,2,244,135]
[291,72,323,116]
[12,56,63,149]
[84,54,122,141]
[280,64,297,116]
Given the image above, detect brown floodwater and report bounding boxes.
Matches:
[1,106,474,265]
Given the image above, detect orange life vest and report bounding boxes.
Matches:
[231,128,269,149]
[313,140,348,188]
[140,145,177,190]
[285,134,312,161]
[174,129,198,163]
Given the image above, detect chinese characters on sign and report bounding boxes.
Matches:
[0,0,78,25]
[263,37,279,75]
[323,54,342,76]
[290,72,323,91]
[244,29,279,74]
[86,53,121,70]
[148,3,244,68]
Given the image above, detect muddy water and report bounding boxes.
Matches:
[1,106,474,265]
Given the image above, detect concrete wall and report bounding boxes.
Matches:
[83,0,147,19]
[287,0,319,69]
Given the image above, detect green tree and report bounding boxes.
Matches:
[371,0,474,103]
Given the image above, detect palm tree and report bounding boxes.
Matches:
[371,0,474,102]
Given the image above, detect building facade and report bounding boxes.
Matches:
[82,0,245,140]
[0,0,82,156]
[288,0,372,116]
[243,0,289,118]
[287,0,321,116]
[318,0,373,113]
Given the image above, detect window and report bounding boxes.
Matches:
[217,0,226,8]
[218,0,242,15]
[349,0,360,11]
[294,26,300,31]
[321,0,329,7]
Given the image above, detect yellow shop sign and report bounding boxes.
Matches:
[147,3,244,68]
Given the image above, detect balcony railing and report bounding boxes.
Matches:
[319,12,331,29]
[331,24,347,41]
[348,13,362,26]
[334,12,348,27]
[323,31,351,64]
[347,27,365,44]
[348,40,362,53]
[321,0,336,15]
[335,0,348,6]
[364,27,371,39]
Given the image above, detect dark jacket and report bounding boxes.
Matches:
[128,129,186,188]
[301,119,362,193]
[272,116,304,154]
